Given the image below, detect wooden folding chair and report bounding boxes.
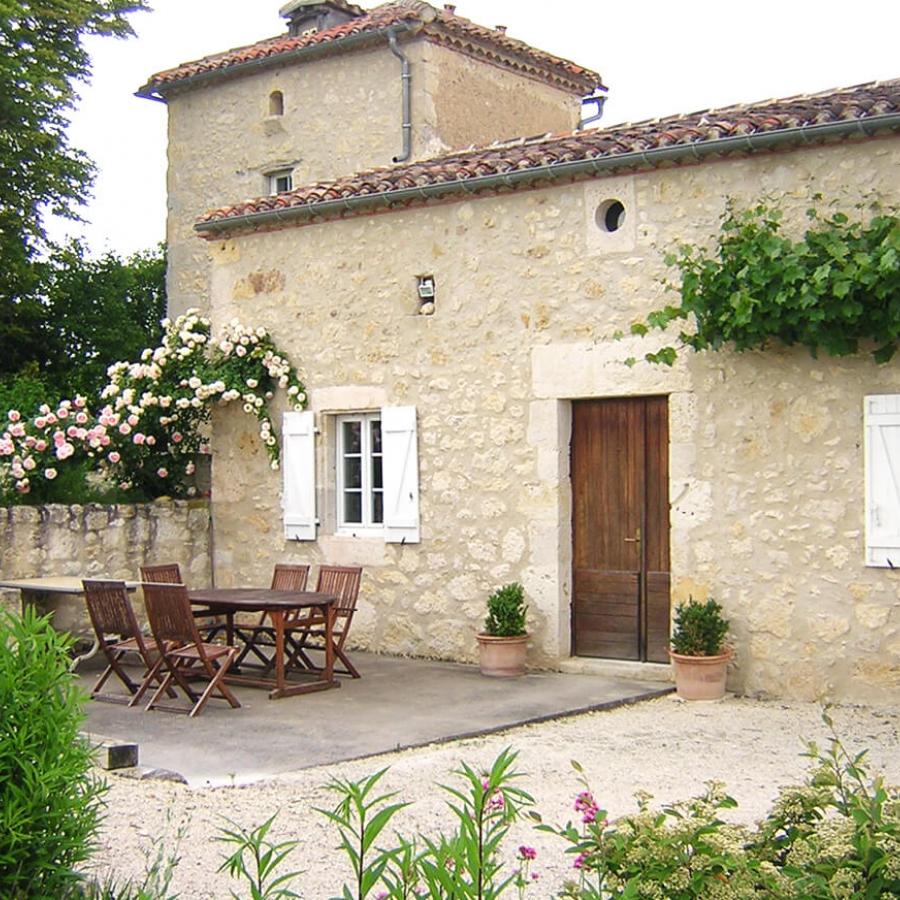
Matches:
[142,581,241,718]
[140,562,225,641]
[82,579,173,706]
[285,565,363,678]
[232,564,310,669]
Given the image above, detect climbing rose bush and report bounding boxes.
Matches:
[0,310,306,503]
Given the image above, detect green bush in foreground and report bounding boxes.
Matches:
[0,609,107,898]
[214,714,898,899]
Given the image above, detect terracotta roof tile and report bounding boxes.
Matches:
[196,79,900,234]
[138,0,600,97]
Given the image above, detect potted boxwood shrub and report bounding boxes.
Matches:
[669,598,731,700]
[476,582,528,677]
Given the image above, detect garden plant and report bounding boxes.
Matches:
[0,309,306,504]
[625,199,900,366]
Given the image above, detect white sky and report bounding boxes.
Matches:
[50,0,900,256]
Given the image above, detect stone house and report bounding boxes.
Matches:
[138,0,900,704]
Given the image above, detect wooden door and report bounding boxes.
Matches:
[571,397,670,662]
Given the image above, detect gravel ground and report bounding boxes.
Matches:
[86,696,900,898]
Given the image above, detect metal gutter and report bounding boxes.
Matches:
[195,112,900,236]
[136,22,418,101]
[387,26,412,163]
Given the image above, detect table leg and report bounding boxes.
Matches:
[225,612,235,646]
[323,602,335,683]
[270,609,286,699]
[21,589,100,672]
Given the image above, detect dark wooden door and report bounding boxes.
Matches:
[571,397,670,662]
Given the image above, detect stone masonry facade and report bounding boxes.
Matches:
[202,137,900,706]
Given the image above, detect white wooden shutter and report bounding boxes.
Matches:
[865,394,900,567]
[381,405,420,544]
[282,410,317,541]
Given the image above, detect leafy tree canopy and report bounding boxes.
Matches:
[0,0,149,366]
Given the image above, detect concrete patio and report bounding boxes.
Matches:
[80,652,672,786]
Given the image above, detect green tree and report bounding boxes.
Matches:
[38,241,167,399]
[0,0,149,372]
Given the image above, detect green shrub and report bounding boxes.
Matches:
[0,609,107,898]
[670,597,729,656]
[484,583,528,637]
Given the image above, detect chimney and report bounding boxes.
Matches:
[443,4,456,12]
[279,1,361,37]
[495,25,507,34]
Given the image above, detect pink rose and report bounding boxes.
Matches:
[133,433,146,445]
[127,414,139,427]
[45,468,58,480]
[157,467,168,478]
[172,432,183,443]
[7,410,20,422]
[108,451,121,464]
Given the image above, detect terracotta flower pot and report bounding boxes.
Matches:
[669,649,732,700]
[476,633,528,677]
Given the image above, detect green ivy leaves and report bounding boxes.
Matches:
[633,199,900,365]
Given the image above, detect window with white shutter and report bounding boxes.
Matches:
[381,405,420,544]
[282,410,317,541]
[864,394,900,567]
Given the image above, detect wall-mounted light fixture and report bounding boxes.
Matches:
[417,275,435,315]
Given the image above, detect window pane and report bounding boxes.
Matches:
[342,421,361,454]
[343,491,362,523]
[372,453,383,490]
[373,491,383,524]
[343,455,361,489]
[371,420,382,453]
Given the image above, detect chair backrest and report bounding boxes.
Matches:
[83,580,141,642]
[271,564,309,592]
[142,581,202,646]
[315,565,362,618]
[140,563,183,585]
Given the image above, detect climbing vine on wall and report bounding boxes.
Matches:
[0,310,306,504]
[626,199,900,366]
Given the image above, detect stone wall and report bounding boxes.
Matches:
[0,502,211,629]
[163,37,582,318]
[201,135,900,705]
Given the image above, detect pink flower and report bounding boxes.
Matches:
[574,790,601,823]
[146,435,156,446]
[172,432,183,443]
[57,408,68,419]
[22,457,36,471]
[16,480,30,493]
[9,423,24,438]
[518,846,537,861]
[74,397,86,408]
[157,467,168,478]
[55,442,74,460]
[35,439,47,452]
[7,410,20,422]
[75,412,88,424]
[573,853,588,870]
[45,468,58,480]
[127,414,139,427]
[108,451,121,464]
[34,416,46,428]
[133,433,146,445]
[185,461,196,475]
[67,426,78,438]
[119,423,132,435]
[53,430,66,446]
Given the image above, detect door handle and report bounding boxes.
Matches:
[624,528,641,544]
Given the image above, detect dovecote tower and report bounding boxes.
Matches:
[138,0,602,316]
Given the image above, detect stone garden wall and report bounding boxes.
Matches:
[0,502,211,627]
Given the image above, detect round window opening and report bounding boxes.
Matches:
[596,199,626,233]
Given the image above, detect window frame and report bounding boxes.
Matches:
[335,412,384,535]
[268,168,293,195]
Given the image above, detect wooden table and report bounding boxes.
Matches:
[188,588,339,699]
[0,576,140,669]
